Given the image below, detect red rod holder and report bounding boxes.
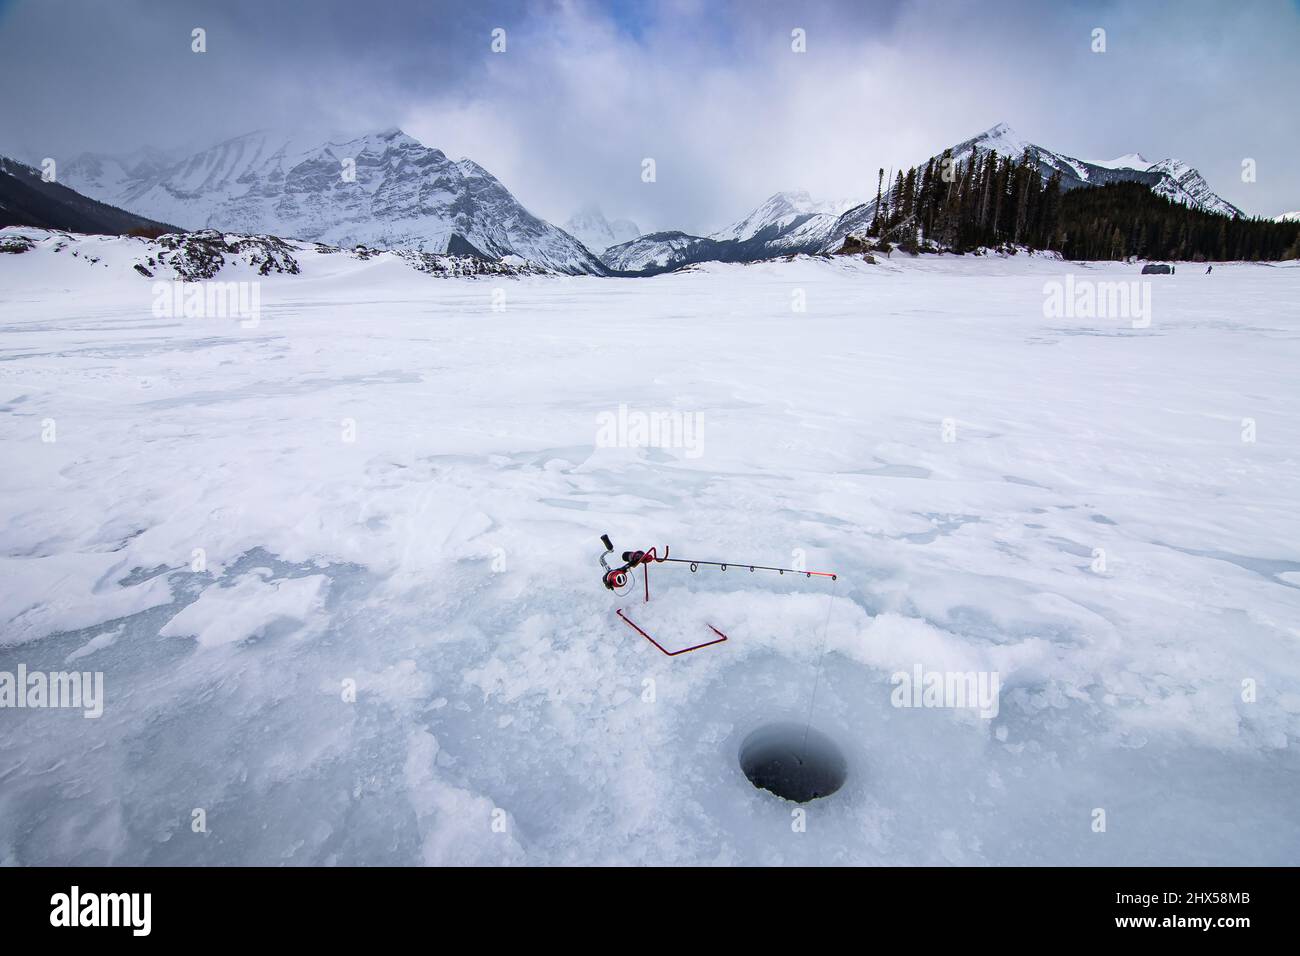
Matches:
[614,556,730,656]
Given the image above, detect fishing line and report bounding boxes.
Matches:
[800,572,839,760]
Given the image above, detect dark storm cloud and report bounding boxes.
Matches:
[0,0,524,152]
[1,0,1297,233]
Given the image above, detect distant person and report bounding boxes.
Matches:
[1206,265,1213,274]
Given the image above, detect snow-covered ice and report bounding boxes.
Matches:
[2,237,1298,864]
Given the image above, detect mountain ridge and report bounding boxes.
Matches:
[0,155,179,235]
[61,129,606,275]
[605,123,1246,274]
[38,123,1254,277]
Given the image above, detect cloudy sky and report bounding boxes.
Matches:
[1,0,1297,233]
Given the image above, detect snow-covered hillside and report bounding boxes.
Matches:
[563,206,640,254]
[601,230,718,273]
[59,146,184,204]
[0,156,177,235]
[1092,153,1154,172]
[1142,158,1242,219]
[711,190,856,245]
[602,192,855,275]
[61,130,606,274]
[0,227,544,282]
[2,246,1298,864]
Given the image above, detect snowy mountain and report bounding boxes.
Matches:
[1092,152,1154,171]
[1275,211,1300,222]
[946,123,1242,217]
[60,146,185,203]
[710,190,856,245]
[602,191,856,275]
[563,205,639,254]
[0,155,178,235]
[601,231,720,274]
[1141,159,1242,219]
[821,122,1244,252]
[60,129,606,274]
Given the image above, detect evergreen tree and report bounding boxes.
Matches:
[870,167,885,235]
[890,171,905,228]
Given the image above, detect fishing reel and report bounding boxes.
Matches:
[599,534,650,591]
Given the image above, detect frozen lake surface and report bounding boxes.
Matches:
[2,236,1298,864]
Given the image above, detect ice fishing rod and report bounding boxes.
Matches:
[599,534,837,591]
[599,533,838,657]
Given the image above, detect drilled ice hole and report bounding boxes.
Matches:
[739,722,847,803]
